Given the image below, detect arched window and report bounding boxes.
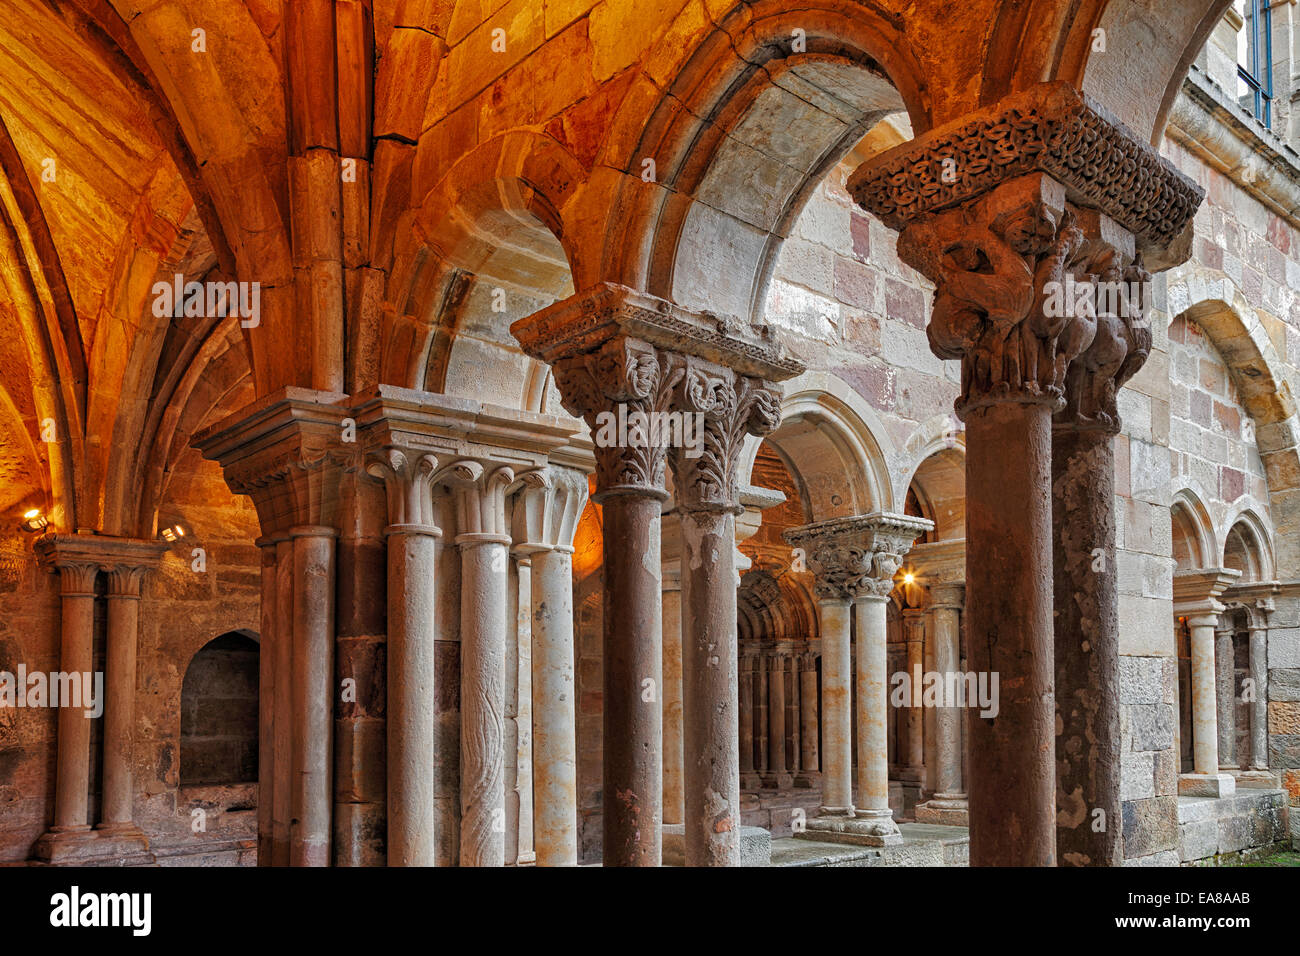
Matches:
[180,631,259,786]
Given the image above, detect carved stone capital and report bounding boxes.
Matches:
[443,460,516,546]
[511,283,803,503]
[35,535,168,596]
[850,83,1201,423]
[847,81,1202,259]
[668,359,782,514]
[193,387,354,537]
[511,465,590,553]
[365,447,441,536]
[784,513,932,601]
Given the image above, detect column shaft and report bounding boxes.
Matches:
[933,603,963,797]
[256,543,277,864]
[290,528,335,866]
[52,564,97,831]
[966,400,1056,866]
[768,654,787,777]
[1189,615,1221,775]
[531,547,578,866]
[1249,626,1268,770]
[101,576,142,828]
[272,538,295,866]
[600,495,662,866]
[459,535,509,867]
[680,510,741,865]
[661,569,685,826]
[855,596,893,823]
[386,527,440,865]
[738,657,755,775]
[905,632,924,773]
[800,660,819,773]
[818,599,853,815]
[1051,425,1121,866]
[1215,627,1236,769]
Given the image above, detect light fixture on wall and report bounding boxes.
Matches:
[902,572,915,585]
[160,524,186,543]
[19,509,48,533]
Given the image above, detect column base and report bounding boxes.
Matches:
[1178,773,1236,798]
[800,808,901,846]
[914,794,969,826]
[740,772,763,790]
[31,825,155,866]
[792,772,819,788]
[1233,769,1281,789]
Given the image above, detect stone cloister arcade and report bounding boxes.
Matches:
[0,0,1298,870]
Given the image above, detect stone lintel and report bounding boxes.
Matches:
[784,512,934,555]
[351,384,580,466]
[34,534,169,574]
[847,80,1203,264]
[1173,567,1245,614]
[192,387,353,535]
[510,281,805,382]
[905,538,965,588]
[785,512,933,601]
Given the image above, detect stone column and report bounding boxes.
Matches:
[739,653,759,789]
[798,654,819,779]
[513,466,588,867]
[660,513,685,826]
[814,599,853,815]
[272,536,295,866]
[786,514,930,845]
[512,285,801,866]
[365,448,441,866]
[668,362,782,866]
[856,591,897,842]
[512,553,534,864]
[1049,224,1147,866]
[1174,570,1240,797]
[755,652,769,776]
[42,557,98,837]
[850,83,1202,865]
[101,565,148,832]
[917,585,968,824]
[1188,611,1222,777]
[451,461,514,867]
[1215,620,1237,770]
[1248,607,1270,771]
[256,538,278,865]
[767,654,790,787]
[903,610,925,779]
[290,525,336,867]
[920,609,937,797]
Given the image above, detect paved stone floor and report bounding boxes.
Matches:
[773,822,970,867]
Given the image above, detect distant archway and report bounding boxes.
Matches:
[180,631,260,786]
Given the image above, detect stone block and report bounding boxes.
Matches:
[1269,700,1300,734]
[1268,628,1300,669]
[1121,750,1155,800]
[1178,773,1235,797]
[1122,796,1179,857]
[1269,734,1300,769]
[1154,747,1180,796]
[1217,813,1252,854]
[1120,656,1164,705]
[1130,704,1176,751]
[1270,667,1300,702]
[1179,819,1218,862]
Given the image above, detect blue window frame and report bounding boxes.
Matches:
[1236,0,1273,127]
